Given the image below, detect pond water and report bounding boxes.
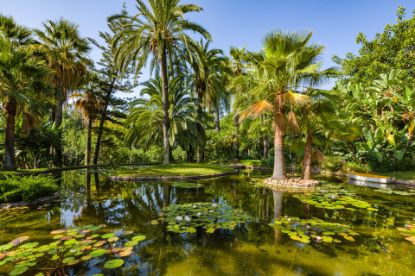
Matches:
[1,170,415,275]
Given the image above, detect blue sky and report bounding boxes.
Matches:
[1,0,415,92]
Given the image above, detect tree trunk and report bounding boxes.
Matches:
[215,108,220,132]
[93,79,115,165]
[272,121,286,179]
[3,98,17,170]
[160,46,170,164]
[302,131,313,180]
[263,135,269,159]
[53,94,64,167]
[233,114,240,160]
[85,117,93,165]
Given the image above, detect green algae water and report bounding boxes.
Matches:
[1,170,415,275]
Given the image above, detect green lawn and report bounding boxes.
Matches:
[239,159,264,166]
[375,171,415,181]
[114,163,234,177]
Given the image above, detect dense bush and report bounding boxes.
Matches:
[0,175,58,203]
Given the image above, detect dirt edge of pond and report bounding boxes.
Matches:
[0,192,61,210]
[108,171,239,182]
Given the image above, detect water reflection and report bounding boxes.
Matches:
[1,171,415,275]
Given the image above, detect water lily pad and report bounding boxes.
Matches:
[101,233,115,239]
[103,258,124,269]
[90,249,108,257]
[131,235,146,242]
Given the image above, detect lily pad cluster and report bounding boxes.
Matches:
[160,202,249,234]
[270,217,359,244]
[295,188,377,211]
[397,223,415,245]
[0,225,145,275]
[374,188,415,196]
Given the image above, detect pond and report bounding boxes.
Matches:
[1,169,415,275]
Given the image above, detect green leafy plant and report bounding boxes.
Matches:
[0,225,145,275]
[0,175,58,203]
[270,217,359,244]
[160,202,249,234]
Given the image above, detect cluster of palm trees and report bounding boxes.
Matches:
[1,0,339,182]
[0,13,129,170]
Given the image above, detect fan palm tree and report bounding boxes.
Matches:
[111,0,210,164]
[231,31,328,179]
[126,76,199,159]
[0,16,49,170]
[34,19,91,167]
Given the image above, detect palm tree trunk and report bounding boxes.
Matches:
[233,114,240,160]
[272,121,286,179]
[302,131,313,180]
[263,135,269,159]
[215,108,220,131]
[93,79,115,165]
[85,117,93,165]
[53,93,64,167]
[3,98,17,170]
[160,46,170,164]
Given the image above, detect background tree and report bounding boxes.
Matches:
[35,19,91,167]
[334,6,415,85]
[0,16,49,170]
[111,0,210,164]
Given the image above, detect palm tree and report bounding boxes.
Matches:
[190,40,229,131]
[231,31,327,180]
[299,89,338,180]
[0,16,49,170]
[73,83,99,166]
[111,0,210,164]
[126,76,199,158]
[34,19,91,167]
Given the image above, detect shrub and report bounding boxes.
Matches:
[321,156,344,172]
[0,175,58,203]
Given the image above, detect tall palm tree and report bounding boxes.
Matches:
[111,0,210,164]
[0,16,49,170]
[34,19,91,167]
[231,31,327,179]
[73,83,99,166]
[190,40,229,131]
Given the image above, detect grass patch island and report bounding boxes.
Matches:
[113,163,235,178]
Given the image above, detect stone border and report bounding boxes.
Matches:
[108,171,238,182]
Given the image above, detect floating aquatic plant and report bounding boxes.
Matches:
[374,188,415,196]
[0,225,145,275]
[294,186,377,211]
[397,223,415,245]
[160,202,249,234]
[270,217,359,244]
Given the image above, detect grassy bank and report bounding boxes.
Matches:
[0,175,58,204]
[113,163,234,177]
